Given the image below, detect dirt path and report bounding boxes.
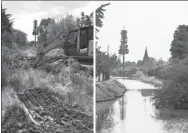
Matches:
[2,87,93,133]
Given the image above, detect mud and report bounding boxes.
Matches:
[2,87,93,133]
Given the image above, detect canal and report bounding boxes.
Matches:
[96,78,188,133]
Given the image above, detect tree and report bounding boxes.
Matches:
[1,6,13,33]
[170,25,188,60]
[28,41,35,47]
[137,60,143,68]
[13,29,28,46]
[37,18,55,46]
[119,28,129,70]
[151,25,188,109]
[33,15,77,68]
[76,12,93,28]
[155,58,166,68]
[32,20,38,46]
[2,6,14,48]
[95,3,110,39]
[96,47,119,81]
[124,61,136,67]
[2,5,14,87]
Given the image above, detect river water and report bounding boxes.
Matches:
[96,78,188,133]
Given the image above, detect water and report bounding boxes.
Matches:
[96,78,188,133]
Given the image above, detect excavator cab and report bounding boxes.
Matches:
[32,26,93,68]
[65,26,93,65]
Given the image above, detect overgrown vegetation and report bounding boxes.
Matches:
[111,68,138,77]
[95,3,120,81]
[151,25,188,110]
[2,4,93,133]
[96,47,120,81]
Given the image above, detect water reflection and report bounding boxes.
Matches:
[119,96,126,120]
[96,79,188,133]
[141,89,158,97]
[96,105,115,133]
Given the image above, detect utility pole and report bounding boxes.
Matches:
[33,19,38,46]
[107,45,109,55]
[35,33,36,46]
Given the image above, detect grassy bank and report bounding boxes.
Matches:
[155,108,188,118]
[96,80,126,102]
[2,47,93,133]
[129,75,163,87]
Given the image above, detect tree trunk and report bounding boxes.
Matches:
[35,34,36,46]
[102,73,105,81]
[98,73,100,81]
[106,73,110,80]
[123,53,125,79]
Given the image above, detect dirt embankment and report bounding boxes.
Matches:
[96,80,126,102]
[2,87,93,133]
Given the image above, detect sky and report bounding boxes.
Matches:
[2,1,188,62]
[2,1,97,41]
[97,1,188,62]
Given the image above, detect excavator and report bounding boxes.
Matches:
[33,26,93,68]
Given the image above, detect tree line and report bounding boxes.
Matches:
[151,25,188,109]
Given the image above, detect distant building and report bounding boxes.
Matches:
[141,47,156,73]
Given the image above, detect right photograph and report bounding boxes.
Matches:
[95,1,188,133]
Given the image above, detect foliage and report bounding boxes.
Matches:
[1,7,13,33]
[137,60,143,68]
[36,11,93,52]
[152,79,188,109]
[155,58,166,68]
[96,47,120,81]
[2,6,93,133]
[76,12,93,28]
[151,25,188,109]
[2,6,14,48]
[37,18,56,46]
[34,14,76,63]
[32,20,38,35]
[170,25,188,60]
[148,67,166,79]
[147,58,168,79]
[152,58,188,109]
[95,3,110,39]
[2,29,28,48]
[118,61,136,68]
[13,29,28,46]
[32,20,38,46]
[27,41,35,47]
[1,9,28,89]
[119,29,129,55]
[111,68,138,77]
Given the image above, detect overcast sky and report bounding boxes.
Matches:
[2,1,188,62]
[97,1,188,62]
[2,1,96,41]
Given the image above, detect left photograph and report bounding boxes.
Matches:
[2,1,93,133]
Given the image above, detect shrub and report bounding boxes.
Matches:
[111,68,137,77]
[151,58,188,109]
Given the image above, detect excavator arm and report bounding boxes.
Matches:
[33,26,93,68]
[33,31,67,68]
